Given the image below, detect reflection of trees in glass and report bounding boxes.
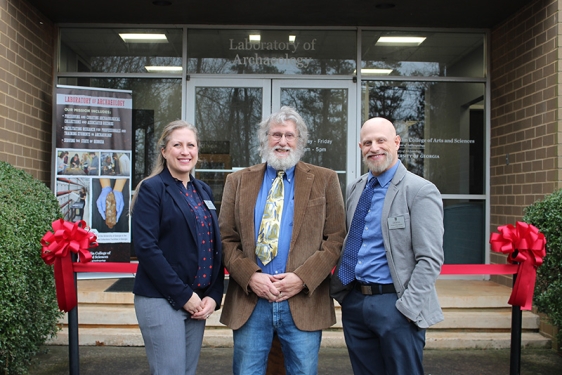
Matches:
[188,57,285,74]
[281,88,347,170]
[299,59,355,75]
[193,86,264,204]
[396,62,440,77]
[365,82,427,177]
[187,57,355,75]
[90,56,182,74]
[132,110,155,188]
[362,60,440,78]
[188,58,233,74]
[400,120,425,176]
[194,87,262,168]
[366,84,405,121]
[89,78,182,186]
[230,61,284,74]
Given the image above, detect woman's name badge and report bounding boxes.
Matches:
[204,200,216,210]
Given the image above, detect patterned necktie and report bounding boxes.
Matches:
[256,171,285,265]
[338,178,377,285]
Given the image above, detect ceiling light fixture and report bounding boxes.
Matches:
[361,68,393,75]
[376,36,426,46]
[249,34,261,43]
[145,66,182,72]
[289,35,296,43]
[119,33,168,43]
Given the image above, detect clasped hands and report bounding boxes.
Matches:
[183,294,216,320]
[249,272,305,302]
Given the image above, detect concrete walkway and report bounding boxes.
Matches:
[28,345,562,375]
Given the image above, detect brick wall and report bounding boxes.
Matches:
[0,0,55,183]
[490,0,560,286]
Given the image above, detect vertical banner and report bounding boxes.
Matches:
[54,85,132,262]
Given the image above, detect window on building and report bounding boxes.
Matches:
[187,29,356,75]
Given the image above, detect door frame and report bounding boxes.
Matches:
[186,77,357,186]
[272,79,358,185]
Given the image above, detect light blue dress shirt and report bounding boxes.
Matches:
[254,164,295,275]
[355,161,400,284]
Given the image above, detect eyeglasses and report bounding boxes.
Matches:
[268,132,297,141]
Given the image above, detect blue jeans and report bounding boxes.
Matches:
[135,295,206,375]
[233,298,322,375]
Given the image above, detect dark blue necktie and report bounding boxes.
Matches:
[338,178,377,285]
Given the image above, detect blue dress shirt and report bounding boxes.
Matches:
[355,161,400,284]
[254,164,295,275]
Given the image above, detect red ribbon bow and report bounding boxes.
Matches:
[41,219,98,312]
[489,221,546,310]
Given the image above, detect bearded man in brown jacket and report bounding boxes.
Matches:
[219,106,346,375]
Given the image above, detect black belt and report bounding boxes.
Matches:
[355,282,396,295]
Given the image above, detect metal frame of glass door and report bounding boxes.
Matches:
[187,77,357,186]
[272,79,357,186]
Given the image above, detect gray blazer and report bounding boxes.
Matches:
[331,162,444,328]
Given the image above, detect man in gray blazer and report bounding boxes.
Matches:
[331,117,444,375]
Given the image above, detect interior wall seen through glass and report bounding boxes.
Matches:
[443,200,485,264]
[361,81,485,195]
[361,31,485,78]
[59,28,183,74]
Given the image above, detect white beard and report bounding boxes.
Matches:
[264,146,302,171]
[363,151,394,175]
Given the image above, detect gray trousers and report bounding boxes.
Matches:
[134,295,206,375]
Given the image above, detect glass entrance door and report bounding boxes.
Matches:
[272,80,357,190]
[186,78,356,211]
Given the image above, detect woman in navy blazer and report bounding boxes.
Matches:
[131,120,224,375]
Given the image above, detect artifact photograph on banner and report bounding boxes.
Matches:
[53,85,133,262]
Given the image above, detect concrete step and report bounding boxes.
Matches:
[63,305,540,331]
[47,327,552,350]
[57,305,224,327]
[436,279,516,308]
[48,277,550,350]
[75,279,516,308]
[426,331,552,350]
[435,309,540,330]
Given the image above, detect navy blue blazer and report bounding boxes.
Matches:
[132,167,224,310]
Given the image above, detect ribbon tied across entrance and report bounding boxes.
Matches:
[41,219,98,312]
[489,221,546,310]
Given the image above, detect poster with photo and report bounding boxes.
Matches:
[53,85,132,262]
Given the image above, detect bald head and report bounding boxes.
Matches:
[360,117,396,140]
[359,117,400,176]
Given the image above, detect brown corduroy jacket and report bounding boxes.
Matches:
[219,161,346,331]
